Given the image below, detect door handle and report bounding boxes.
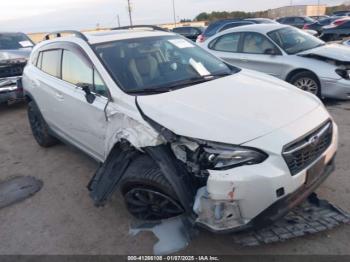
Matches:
[55,92,64,100]
[240,58,248,62]
[31,79,39,87]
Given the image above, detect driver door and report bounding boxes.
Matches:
[56,47,109,161]
[238,32,287,79]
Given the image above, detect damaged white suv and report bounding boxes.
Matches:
[23,27,338,233]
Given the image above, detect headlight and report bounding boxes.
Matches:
[335,68,350,79]
[196,142,268,170]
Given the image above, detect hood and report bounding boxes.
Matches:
[0,48,32,62]
[137,69,321,145]
[299,43,350,63]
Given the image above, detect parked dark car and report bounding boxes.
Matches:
[172,26,204,41]
[333,11,350,17]
[276,16,316,29]
[320,17,350,41]
[196,18,276,43]
[0,32,33,104]
[310,15,329,20]
[303,16,346,34]
[245,18,278,24]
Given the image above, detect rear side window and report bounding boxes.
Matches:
[284,17,295,23]
[209,33,241,53]
[41,50,62,77]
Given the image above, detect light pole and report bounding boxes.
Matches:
[317,0,321,16]
[127,0,133,26]
[172,0,177,27]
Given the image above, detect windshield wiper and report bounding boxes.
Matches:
[127,72,232,94]
[296,43,326,54]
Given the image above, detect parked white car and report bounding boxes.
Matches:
[200,24,350,100]
[22,27,337,233]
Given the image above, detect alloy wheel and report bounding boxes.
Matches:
[124,188,184,220]
[294,77,319,95]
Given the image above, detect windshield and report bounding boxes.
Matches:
[0,33,33,50]
[304,16,316,23]
[93,35,235,94]
[267,27,324,54]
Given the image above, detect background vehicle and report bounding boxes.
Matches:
[0,32,34,104]
[333,11,350,17]
[320,17,350,41]
[201,24,350,100]
[276,16,316,29]
[303,16,346,34]
[172,26,204,41]
[23,27,337,233]
[310,15,330,20]
[196,18,277,43]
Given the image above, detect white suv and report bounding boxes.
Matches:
[23,27,338,233]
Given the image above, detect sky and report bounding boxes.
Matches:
[0,0,346,32]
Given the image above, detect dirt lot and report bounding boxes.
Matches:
[0,101,350,255]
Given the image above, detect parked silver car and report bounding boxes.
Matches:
[200,24,350,100]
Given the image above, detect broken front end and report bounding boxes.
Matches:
[0,59,26,104]
[170,118,338,233]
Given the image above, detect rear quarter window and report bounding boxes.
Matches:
[209,33,241,53]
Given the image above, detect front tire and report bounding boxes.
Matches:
[289,71,321,98]
[120,155,184,221]
[27,101,58,147]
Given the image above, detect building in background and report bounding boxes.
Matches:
[160,21,207,30]
[268,5,327,19]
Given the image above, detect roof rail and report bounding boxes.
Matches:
[111,25,168,32]
[43,30,88,42]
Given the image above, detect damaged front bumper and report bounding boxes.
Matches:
[320,77,350,100]
[193,117,338,233]
[194,157,336,233]
[0,77,24,104]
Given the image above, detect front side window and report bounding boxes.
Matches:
[62,50,108,97]
[242,33,276,54]
[294,17,305,23]
[41,50,62,77]
[62,50,93,86]
[268,27,324,54]
[210,33,241,52]
[93,35,236,94]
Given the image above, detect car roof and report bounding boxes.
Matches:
[41,28,176,45]
[216,23,288,35]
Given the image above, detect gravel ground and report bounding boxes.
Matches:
[0,100,349,255]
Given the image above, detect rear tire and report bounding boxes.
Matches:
[289,71,321,98]
[120,155,184,221]
[27,101,59,147]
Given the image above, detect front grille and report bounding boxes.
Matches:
[282,120,333,176]
[0,63,26,78]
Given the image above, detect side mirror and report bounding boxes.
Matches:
[264,48,279,56]
[77,83,96,104]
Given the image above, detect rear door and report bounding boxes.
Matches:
[30,49,64,127]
